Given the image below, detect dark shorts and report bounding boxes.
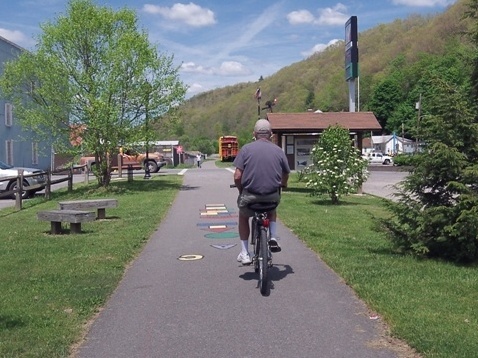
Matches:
[237,189,281,217]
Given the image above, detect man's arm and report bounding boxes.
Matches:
[281,172,289,188]
[234,168,243,193]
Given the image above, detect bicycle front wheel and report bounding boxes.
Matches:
[258,226,269,295]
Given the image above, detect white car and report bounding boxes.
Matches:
[363,152,394,165]
[0,160,46,199]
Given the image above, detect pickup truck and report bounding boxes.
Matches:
[362,152,394,165]
[80,150,167,173]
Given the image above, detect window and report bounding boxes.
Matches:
[32,142,39,165]
[296,139,317,146]
[6,140,13,165]
[5,103,13,127]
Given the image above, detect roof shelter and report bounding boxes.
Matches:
[266,111,382,170]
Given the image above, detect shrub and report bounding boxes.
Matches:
[305,125,369,204]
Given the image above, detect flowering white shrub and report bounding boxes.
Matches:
[305,125,369,204]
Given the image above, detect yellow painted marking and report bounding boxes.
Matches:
[178,254,204,261]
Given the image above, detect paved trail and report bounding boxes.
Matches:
[75,161,409,358]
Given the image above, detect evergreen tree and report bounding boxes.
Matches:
[384,77,478,262]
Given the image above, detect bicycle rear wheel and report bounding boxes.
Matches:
[258,226,269,295]
[252,218,260,273]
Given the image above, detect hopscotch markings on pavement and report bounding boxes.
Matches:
[197,222,237,227]
[199,203,239,239]
[211,244,237,250]
[205,232,239,239]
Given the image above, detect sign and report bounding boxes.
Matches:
[176,145,183,154]
[345,16,359,80]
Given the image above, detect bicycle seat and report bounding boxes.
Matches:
[247,201,278,212]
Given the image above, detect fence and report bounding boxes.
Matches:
[0,165,89,211]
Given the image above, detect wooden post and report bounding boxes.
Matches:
[45,169,51,200]
[118,153,123,178]
[15,170,23,210]
[84,165,89,184]
[127,165,133,182]
[68,167,73,192]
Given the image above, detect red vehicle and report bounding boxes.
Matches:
[219,136,239,162]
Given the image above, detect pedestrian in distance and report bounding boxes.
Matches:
[233,119,290,265]
[196,153,202,168]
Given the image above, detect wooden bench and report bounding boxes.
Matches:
[58,198,118,219]
[37,210,96,234]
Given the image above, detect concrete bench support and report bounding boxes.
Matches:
[37,209,96,234]
[58,198,118,219]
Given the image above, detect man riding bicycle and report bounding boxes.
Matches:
[233,119,290,265]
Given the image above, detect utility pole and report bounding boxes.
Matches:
[415,93,422,153]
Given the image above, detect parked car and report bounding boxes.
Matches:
[0,160,46,199]
[362,152,394,165]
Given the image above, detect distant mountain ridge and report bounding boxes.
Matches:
[171,0,470,142]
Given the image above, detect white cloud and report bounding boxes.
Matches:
[287,3,349,26]
[181,62,213,75]
[142,2,216,27]
[217,61,251,76]
[287,10,315,25]
[218,3,282,59]
[0,28,33,47]
[187,83,206,95]
[301,39,340,57]
[392,0,455,6]
[181,61,251,76]
[316,4,349,26]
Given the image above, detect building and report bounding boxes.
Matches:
[369,134,416,155]
[0,35,53,170]
[266,111,382,170]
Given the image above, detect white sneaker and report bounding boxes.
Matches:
[237,252,252,265]
[269,238,281,252]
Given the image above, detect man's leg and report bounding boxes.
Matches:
[237,212,252,264]
[238,212,250,249]
[268,210,282,252]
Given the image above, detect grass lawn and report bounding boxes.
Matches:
[0,175,182,357]
[279,176,478,358]
[0,173,477,357]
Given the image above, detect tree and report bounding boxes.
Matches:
[384,77,478,262]
[304,90,315,110]
[465,0,478,99]
[305,125,368,204]
[383,0,478,263]
[368,77,402,130]
[0,0,186,187]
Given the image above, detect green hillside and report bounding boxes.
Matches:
[158,0,473,151]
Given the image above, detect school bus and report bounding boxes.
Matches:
[219,136,239,162]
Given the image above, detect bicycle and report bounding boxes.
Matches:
[231,184,278,295]
[248,200,277,295]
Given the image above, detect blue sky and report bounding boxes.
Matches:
[0,0,456,97]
